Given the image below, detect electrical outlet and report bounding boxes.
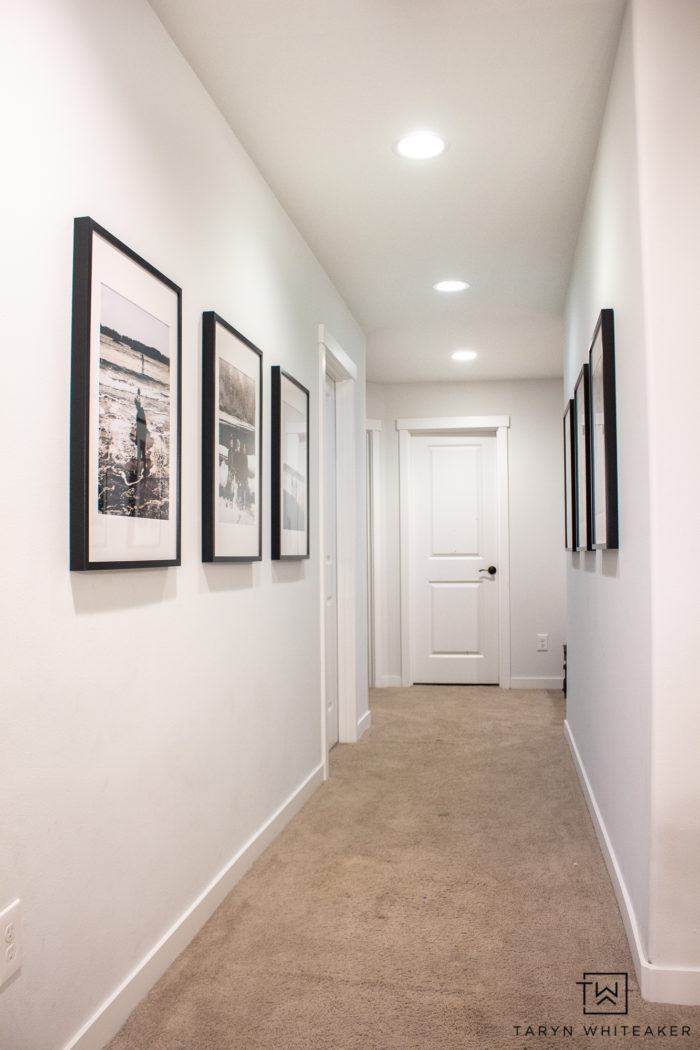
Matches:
[536,633,549,652]
[0,900,21,989]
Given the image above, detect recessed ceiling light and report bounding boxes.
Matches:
[395,131,447,160]
[433,279,469,293]
[452,350,478,362]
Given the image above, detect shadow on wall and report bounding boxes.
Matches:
[71,567,175,614]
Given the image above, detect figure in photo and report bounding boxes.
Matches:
[134,388,149,479]
[216,358,257,526]
[97,284,171,520]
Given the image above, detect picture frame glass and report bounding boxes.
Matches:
[209,319,262,559]
[83,226,180,566]
[563,401,576,551]
[574,367,589,552]
[590,328,607,546]
[279,373,309,558]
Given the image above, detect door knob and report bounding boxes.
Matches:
[479,565,497,575]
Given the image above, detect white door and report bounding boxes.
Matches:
[409,433,499,684]
[324,374,339,748]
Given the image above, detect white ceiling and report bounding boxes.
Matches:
[148,0,626,382]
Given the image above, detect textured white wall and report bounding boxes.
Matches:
[0,2,365,1048]
[366,379,566,688]
[566,0,700,982]
[633,0,700,969]
[564,3,653,958]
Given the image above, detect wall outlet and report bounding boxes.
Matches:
[536,633,549,652]
[0,900,22,989]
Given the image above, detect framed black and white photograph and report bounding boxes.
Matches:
[573,363,592,553]
[202,312,262,562]
[588,309,618,549]
[70,217,181,570]
[563,399,577,551]
[271,367,309,560]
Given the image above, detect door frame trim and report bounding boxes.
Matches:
[365,420,383,689]
[396,416,511,688]
[318,326,359,778]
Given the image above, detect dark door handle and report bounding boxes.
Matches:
[479,565,497,575]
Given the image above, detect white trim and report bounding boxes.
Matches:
[319,326,358,747]
[399,429,412,687]
[357,709,372,738]
[565,722,700,1006]
[319,323,358,382]
[398,417,511,688]
[62,763,325,1050]
[365,422,383,688]
[510,676,564,690]
[318,351,329,774]
[396,415,510,432]
[496,426,511,689]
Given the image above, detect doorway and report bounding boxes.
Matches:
[397,416,511,688]
[318,325,364,774]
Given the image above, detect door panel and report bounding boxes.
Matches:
[431,445,480,554]
[410,434,498,684]
[430,582,480,654]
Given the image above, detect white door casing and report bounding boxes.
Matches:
[318,325,362,778]
[324,374,339,748]
[397,416,511,689]
[410,433,499,683]
[365,420,382,689]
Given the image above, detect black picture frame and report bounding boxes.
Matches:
[202,312,263,562]
[574,363,592,552]
[70,217,182,570]
[271,367,310,560]
[588,309,618,549]
[563,398,577,551]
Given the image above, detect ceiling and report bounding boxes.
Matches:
[148,0,627,383]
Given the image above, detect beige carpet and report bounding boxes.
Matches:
[105,687,700,1049]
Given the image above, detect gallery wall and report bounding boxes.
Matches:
[565,0,700,1000]
[366,378,566,690]
[0,2,366,1048]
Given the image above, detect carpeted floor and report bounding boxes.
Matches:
[104,687,700,1049]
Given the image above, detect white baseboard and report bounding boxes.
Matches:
[375,674,402,688]
[565,721,700,1006]
[357,709,372,737]
[63,762,325,1050]
[510,676,564,690]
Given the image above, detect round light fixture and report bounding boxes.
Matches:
[433,279,469,293]
[395,130,447,160]
[452,350,478,362]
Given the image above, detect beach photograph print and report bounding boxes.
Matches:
[282,401,307,534]
[70,217,181,570]
[217,356,257,528]
[201,312,262,562]
[98,283,171,521]
[271,367,309,559]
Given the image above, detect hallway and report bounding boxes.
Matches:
[103,688,700,1050]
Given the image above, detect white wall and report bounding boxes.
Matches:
[565,0,700,1001]
[0,2,366,1048]
[634,0,700,972]
[367,379,566,689]
[564,0,653,961]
